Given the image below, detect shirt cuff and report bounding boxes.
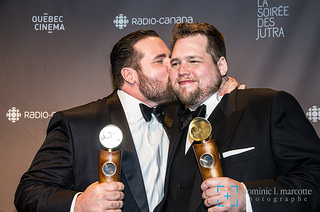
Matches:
[241,182,253,212]
[70,192,82,212]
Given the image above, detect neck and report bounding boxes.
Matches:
[188,93,216,110]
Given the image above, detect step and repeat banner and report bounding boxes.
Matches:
[1,0,319,211]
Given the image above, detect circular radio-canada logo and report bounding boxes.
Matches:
[113,14,129,29]
[6,107,22,123]
[306,106,320,123]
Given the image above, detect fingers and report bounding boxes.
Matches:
[75,182,125,212]
[100,182,125,201]
[103,189,125,201]
[103,200,124,210]
[88,182,125,200]
[218,76,238,96]
[218,76,247,96]
[201,177,229,191]
[238,84,247,89]
[101,181,125,192]
[201,177,246,211]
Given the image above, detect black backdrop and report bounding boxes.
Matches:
[1,0,319,211]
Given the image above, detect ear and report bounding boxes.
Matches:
[217,57,228,76]
[121,68,136,84]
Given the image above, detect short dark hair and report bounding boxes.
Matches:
[171,22,226,64]
[110,30,159,88]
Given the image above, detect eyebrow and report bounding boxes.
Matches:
[170,58,179,63]
[185,55,202,60]
[170,55,202,63]
[153,53,167,60]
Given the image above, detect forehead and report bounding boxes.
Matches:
[172,34,208,58]
[134,36,170,56]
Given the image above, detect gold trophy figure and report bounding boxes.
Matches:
[98,124,123,183]
[189,117,223,180]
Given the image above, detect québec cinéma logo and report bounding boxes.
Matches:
[32,12,65,33]
[113,13,193,29]
[6,107,55,123]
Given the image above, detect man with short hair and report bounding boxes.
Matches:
[159,22,320,212]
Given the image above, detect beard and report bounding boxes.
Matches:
[138,71,177,105]
[174,73,222,106]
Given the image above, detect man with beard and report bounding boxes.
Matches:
[158,22,320,212]
[14,29,241,212]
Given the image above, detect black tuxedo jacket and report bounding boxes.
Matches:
[158,88,320,212]
[14,90,175,212]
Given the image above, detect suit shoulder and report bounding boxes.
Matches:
[62,98,107,116]
[235,88,295,107]
[237,88,278,96]
[236,88,291,99]
[50,97,109,125]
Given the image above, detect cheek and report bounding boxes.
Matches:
[169,71,177,84]
[147,69,164,80]
[159,72,169,83]
[197,67,216,82]
[200,71,221,88]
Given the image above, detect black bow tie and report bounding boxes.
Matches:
[139,103,165,123]
[179,104,206,130]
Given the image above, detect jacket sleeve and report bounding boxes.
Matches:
[14,112,78,212]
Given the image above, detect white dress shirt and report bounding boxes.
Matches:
[118,89,169,212]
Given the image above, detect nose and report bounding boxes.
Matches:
[177,61,190,77]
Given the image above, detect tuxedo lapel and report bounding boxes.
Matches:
[209,90,244,154]
[164,104,180,165]
[161,117,180,183]
[106,91,149,212]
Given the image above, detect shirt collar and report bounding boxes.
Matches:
[117,89,145,122]
[191,92,222,119]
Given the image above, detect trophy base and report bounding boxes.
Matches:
[98,149,122,182]
[193,139,223,180]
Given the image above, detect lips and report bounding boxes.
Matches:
[177,78,196,86]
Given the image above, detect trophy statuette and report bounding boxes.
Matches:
[189,117,223,180]
[99,124,123,183]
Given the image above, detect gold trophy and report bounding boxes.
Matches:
[98,124,123,183]
[189,117,223,180]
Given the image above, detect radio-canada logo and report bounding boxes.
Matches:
[113,13,193,30]
[306,106,320,123]
[113,14,129,29]
[6,107,55,123]
[6,107,22,123]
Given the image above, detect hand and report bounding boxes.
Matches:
[201,177,246,212]
[218,76,247,96]
[75,181,125,212]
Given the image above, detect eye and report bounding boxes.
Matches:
[188,59,200,64]
[170,61,180,69]
[156,58,165,64]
